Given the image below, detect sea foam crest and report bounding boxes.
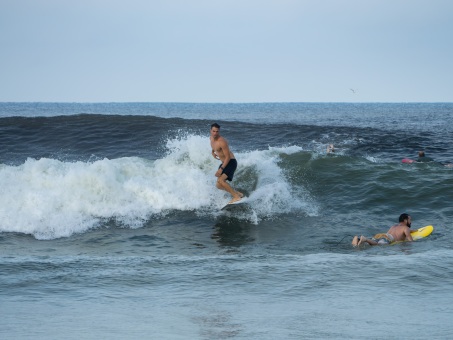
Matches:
[0,134,317,239]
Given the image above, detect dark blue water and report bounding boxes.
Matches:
[1,102,453,339]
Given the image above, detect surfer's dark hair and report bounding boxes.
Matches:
[211,123,220,129]
[399,213,410,222]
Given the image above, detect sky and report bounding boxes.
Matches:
[1,0,452,103]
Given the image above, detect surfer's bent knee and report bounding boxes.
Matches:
[216,175,229,187]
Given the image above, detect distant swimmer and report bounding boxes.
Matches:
[352,213,414,246]
[403,150,453,166]
[209,123,243,204]
[416,150,434,163]
[327,144,335,153]
[402,150,433,164]
[417,150,453,167]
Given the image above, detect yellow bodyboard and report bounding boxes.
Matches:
[410,225,434,241]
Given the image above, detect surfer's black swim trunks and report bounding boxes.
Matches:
[219,159,237,181]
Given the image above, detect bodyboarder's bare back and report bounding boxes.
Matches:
[387,223,414,242]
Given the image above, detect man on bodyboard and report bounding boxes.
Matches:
[352,213,414,246]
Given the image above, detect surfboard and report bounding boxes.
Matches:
[221,197,249,211]
[402,158,415,164]
[410,225,434,241]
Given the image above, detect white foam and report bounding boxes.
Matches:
[238,146,317,218]
[365,155,379,163]
[0,134,318,239]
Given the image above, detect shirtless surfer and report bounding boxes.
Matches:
[352,213,414,246]
[210,123,243,204]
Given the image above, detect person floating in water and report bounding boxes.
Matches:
[327,144,335,153]
[404,150,452,167]
[417,150,452,167]
[209,123,243,204]
[352,213,414,246]
[416,150,434,163]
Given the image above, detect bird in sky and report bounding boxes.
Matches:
[350,88,357,94]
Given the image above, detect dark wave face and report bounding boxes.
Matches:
[2,111,453,164]
[0,115,201,163]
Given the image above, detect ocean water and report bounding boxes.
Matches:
[1,102,453,339]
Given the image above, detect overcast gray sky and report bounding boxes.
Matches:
[1,0,452,102]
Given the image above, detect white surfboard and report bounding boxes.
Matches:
[221,197,249,211]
